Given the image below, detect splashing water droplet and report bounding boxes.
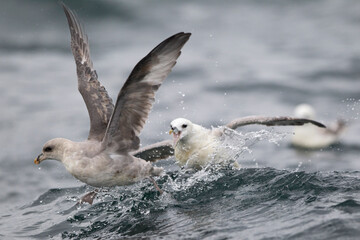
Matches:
[178,91,185,97]
[295,162,303,172]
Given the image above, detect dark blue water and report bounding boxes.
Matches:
[1,0,360,239]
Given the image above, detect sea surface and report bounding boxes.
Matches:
[1,0,360,239]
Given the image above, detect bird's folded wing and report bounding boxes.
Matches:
[102,32,191,153]
[63,4,114,142]
[226,116,326,129]
[131,140,174,162]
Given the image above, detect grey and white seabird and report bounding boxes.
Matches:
[292,104,346,149]
[168,116,326,169]
[34,4,190,203]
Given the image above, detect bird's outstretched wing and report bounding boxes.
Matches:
[226,116,326,129]
[102,32,191,153]
[131,140,174,162]
[62,4,114,142]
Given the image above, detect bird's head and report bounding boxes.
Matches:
[169,118,193,145]
[34,138,69,164]
[294,104,315,119]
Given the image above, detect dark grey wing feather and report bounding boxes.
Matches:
[131,140,174,162]
[62,4,114,141]
[226,116,326,129]
[102,32,191,153]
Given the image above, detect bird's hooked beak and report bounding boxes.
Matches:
[34,153,44,165]
[169,127,181,145]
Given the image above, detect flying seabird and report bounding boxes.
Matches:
[291,104,346,149]
[168,116,326,169]
[34,4,190,204]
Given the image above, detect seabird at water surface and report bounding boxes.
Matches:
[169,116,326,169]
[291,104,346,149]
[34,4,190,204]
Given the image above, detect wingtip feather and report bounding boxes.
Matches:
[313,120,326,128]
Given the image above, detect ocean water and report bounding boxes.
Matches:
[1,0,360,239]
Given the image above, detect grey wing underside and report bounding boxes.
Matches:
[226,116,326,129]
[62,4,114,142]
[102,32,191,153]
[131,140,174,162]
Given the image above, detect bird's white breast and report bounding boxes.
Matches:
[175,127,219,169]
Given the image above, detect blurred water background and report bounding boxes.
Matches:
[1,0,360,239]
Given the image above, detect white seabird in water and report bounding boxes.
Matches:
[291,104,346,149]
[34,4,190,204]
[169,116,326,169]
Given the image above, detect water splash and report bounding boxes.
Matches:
[218,127,289,165]
[342,98,360,121]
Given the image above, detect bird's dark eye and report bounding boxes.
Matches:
[44,146,53,152]
[182,124,187,128]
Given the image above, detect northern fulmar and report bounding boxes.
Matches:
[34,4,190,203]
[168,116,326,169]
[291,104,346,149]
